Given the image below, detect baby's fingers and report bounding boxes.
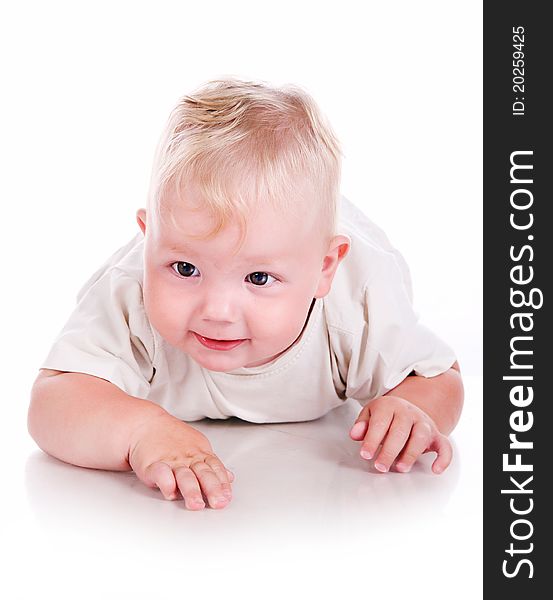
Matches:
[372,416,413,472]
[190,461,231,509]
[205,455,233,500]
[144,461,178,500]
[394,421,433,472]
[359,410,394,460]
[428,434,453,474]
[174,466,206,510]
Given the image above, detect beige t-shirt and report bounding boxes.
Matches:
[40,196,457,423]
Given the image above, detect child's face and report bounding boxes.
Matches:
[137,183,349,372]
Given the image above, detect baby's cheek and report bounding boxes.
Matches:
[145,287,191,343]
[253,301,307,344]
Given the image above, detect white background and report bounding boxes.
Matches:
[1,1,482,598]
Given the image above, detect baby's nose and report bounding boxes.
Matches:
[199,289,240,323]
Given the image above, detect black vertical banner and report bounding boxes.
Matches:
[484,2,550,597]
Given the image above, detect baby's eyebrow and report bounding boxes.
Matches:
[165,242,281,266]
[167,242,191,253]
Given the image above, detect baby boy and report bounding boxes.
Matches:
[28,78,464,510]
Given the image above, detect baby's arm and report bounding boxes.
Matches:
[383,362,464,435]
[28,370,233,509]
[349,362,464,474]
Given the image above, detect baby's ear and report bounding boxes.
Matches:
[334,234,351,262]
[136,208,147,235]
[314,234,351,298]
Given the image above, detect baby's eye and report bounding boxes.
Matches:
[171,262,199,277]
[247,272,276,286]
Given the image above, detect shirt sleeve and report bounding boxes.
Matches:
[345,251,457,405]
[39,267,156,399]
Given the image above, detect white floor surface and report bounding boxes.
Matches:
[5,376,482,599]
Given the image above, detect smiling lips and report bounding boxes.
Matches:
[193,332,246,351]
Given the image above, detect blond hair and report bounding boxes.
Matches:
[147,78,342,248]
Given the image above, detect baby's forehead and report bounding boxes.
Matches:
[150,199,324,263]
[161,190,315,233]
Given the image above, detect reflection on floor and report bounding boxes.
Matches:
[15,377,483,598]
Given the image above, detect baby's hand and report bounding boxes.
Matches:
[128,412,234,510]
[349,395,452,474]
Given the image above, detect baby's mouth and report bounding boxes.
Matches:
[195,332,245,342]
[193,332,247,351]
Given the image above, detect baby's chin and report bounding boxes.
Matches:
[189,344,284,372]
[192,355,255,373]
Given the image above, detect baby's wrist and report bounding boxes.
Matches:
[126,407,172,467]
